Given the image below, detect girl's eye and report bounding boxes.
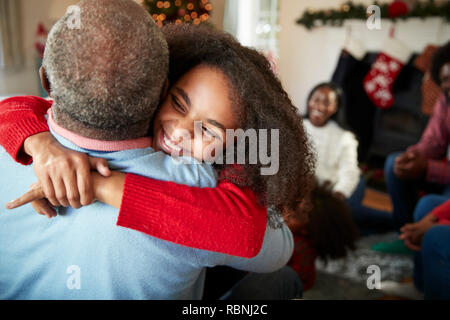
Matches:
[202,127,214,137]
[202,127,218,140]
[171,94,185,113]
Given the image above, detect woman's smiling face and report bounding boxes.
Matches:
[308,87,338,127]
[152,65,238,162]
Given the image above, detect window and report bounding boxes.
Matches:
[224,0,280,56]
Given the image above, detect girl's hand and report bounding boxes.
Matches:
[23,132,112,208]
[5,171,126,217]
[5,182,57,219]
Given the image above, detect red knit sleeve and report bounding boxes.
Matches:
[431,200,450,222]
[117,173,267,258]
[0,96,51,165]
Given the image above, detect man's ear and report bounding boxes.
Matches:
[39,66,51,97]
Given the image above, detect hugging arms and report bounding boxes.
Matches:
[0,96,267,257]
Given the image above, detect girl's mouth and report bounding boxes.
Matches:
[159,130,183,156]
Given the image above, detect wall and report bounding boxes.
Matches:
[209,0,225,30]
[21,0,77,67]
[278,0,450,114]
[0,0,77,97]
[20,0,225,67]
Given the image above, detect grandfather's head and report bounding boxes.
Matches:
[41,0,169,140]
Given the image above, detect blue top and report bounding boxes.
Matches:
[0,122,293,299]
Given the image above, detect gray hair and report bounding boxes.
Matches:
[43,0,169,139]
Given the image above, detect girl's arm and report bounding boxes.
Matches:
[0,96,267,258]
[0,96,51,165]
[93,171,266,257]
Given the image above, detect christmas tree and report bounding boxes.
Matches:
[142,0,213,27]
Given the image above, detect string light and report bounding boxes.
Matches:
[145,1,212,26]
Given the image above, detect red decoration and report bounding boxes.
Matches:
[34,23,48,59]
[388,1,409,18]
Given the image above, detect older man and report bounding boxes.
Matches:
[0,0,294,299]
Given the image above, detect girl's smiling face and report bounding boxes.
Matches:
[308,87,338,127]
[152,65,238,161]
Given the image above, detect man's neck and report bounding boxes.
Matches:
[48,108,152,152]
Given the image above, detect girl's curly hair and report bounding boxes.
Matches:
[161,24,315,219]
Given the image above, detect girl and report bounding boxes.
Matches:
[1,24,315,259]
[303,82,395,236]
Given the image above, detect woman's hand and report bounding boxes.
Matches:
[23,132,112,208]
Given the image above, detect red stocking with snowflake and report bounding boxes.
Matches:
[363,37,411,109]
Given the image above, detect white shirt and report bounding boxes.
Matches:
[304,119,360,198]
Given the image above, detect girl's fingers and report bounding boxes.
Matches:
[53,178,70,207]
[88,157,111,177]
[31,199,57,218]
[63,172,81,209]
[5,187,45,209]
[41,175,60,207]
[77,166,94,206]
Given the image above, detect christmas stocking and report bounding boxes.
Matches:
[332,37,366,86]
[363,37,411,109]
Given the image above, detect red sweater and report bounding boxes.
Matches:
[431,200,450,226]
[0,96,267,258]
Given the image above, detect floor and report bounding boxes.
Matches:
[302,188,417,300]
[362,188,393,213]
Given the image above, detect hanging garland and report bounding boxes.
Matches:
[296,0,450,30]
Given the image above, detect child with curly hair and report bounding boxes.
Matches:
[284,182,360,291]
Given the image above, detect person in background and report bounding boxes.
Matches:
[379,41,450,253]
[303,82,395,236]
[398,195,450,299]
